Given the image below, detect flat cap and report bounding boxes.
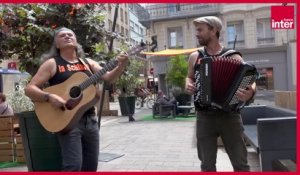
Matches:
[193,16,222,32]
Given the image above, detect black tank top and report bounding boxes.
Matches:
[49,56,96,115]
[194,47,242,72]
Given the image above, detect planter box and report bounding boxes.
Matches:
[17,111,62,171]
[274,91,296,110]
[118,96,136,116]
[0,116,15,162]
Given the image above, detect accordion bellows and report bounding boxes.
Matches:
[194,56,257,111]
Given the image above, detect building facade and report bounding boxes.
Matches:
[128,4,148,47]
[221,4,296,91]
[104,4,130,50]
[128,4,153,87]
[140,3,296,92]
[104,4,152,88]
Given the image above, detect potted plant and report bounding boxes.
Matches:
[115,59,143,118]
[6,80,34,113]
[165,54,191,105]
[6,79,63,171]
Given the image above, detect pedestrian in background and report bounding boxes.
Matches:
[0,93,14,116]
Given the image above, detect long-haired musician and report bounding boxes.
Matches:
[25,27,128,171]
[185,16,256,172]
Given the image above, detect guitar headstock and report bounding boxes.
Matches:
[126,44,146,56]
[100,44,146,73]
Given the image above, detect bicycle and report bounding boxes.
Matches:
[135,88,154,109]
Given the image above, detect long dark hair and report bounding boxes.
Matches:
[41,27,85,62]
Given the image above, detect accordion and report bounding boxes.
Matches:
[194,56,258,111]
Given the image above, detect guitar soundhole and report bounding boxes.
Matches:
[70,86,81,98]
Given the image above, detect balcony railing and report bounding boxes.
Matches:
[257,37,275,45]
[140,3,220,22]
[228,40,245,48]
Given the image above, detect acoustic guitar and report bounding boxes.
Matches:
[34,45,145,133]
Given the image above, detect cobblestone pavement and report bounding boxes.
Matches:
[1,91,276,172]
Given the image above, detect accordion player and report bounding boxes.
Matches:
[194,48,258,112]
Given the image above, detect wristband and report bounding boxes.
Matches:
[43,93,50,102]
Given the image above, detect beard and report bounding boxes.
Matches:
[197,37,210,46]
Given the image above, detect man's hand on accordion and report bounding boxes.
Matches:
[236,85,256,102]
[185,82,197,95]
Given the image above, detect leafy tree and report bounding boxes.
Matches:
[115,59,144,97]
[165,54,191,105]
[166,54,188,91]
[0,4,126,75]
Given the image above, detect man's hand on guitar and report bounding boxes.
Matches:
[48,94,67,110]
[116,53,129,68]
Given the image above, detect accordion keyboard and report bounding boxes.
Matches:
[194,56,258,111]
[229,75,256,105]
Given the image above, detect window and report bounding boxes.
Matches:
[125,29,129,37]
[257,18,275,45]
[135,24,139,33]
[131,39,135,45]
[120,8,124,22]
[108,4,112,14]
[176,4,181,11]
[140,27,144,35]
[227,21,245,48]
[116,24,119,32]
[108,20,112,30]
[167,4,181,15]
[125,12,128,24]
[121,26,124,35]
[168,27,183,48]
[129,20,134,30]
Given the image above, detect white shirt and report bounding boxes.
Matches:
[0,102,14,116]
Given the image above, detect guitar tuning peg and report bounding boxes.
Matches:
[98,61,106,67]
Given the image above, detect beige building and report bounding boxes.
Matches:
[104,4,130,50]
[142,3,220,50]
[220,4,296,91]
[141,3,296,92]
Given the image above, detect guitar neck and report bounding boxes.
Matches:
[79,60,118,90]
[78,45,144,91]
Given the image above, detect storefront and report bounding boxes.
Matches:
[0,69,30,94]
[143,48,197,94]
[256,67,274,90]
[147,45,294,92]
[241,45,292,91]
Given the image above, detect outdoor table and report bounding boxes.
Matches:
[177,105,194,116]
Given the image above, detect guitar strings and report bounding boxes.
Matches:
[79,45,144,90]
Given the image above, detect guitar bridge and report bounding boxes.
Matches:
[66,86,83,110]
[65,94,83,110]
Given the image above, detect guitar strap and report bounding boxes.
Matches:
[78,57,103,124]
[78,57,94,74]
